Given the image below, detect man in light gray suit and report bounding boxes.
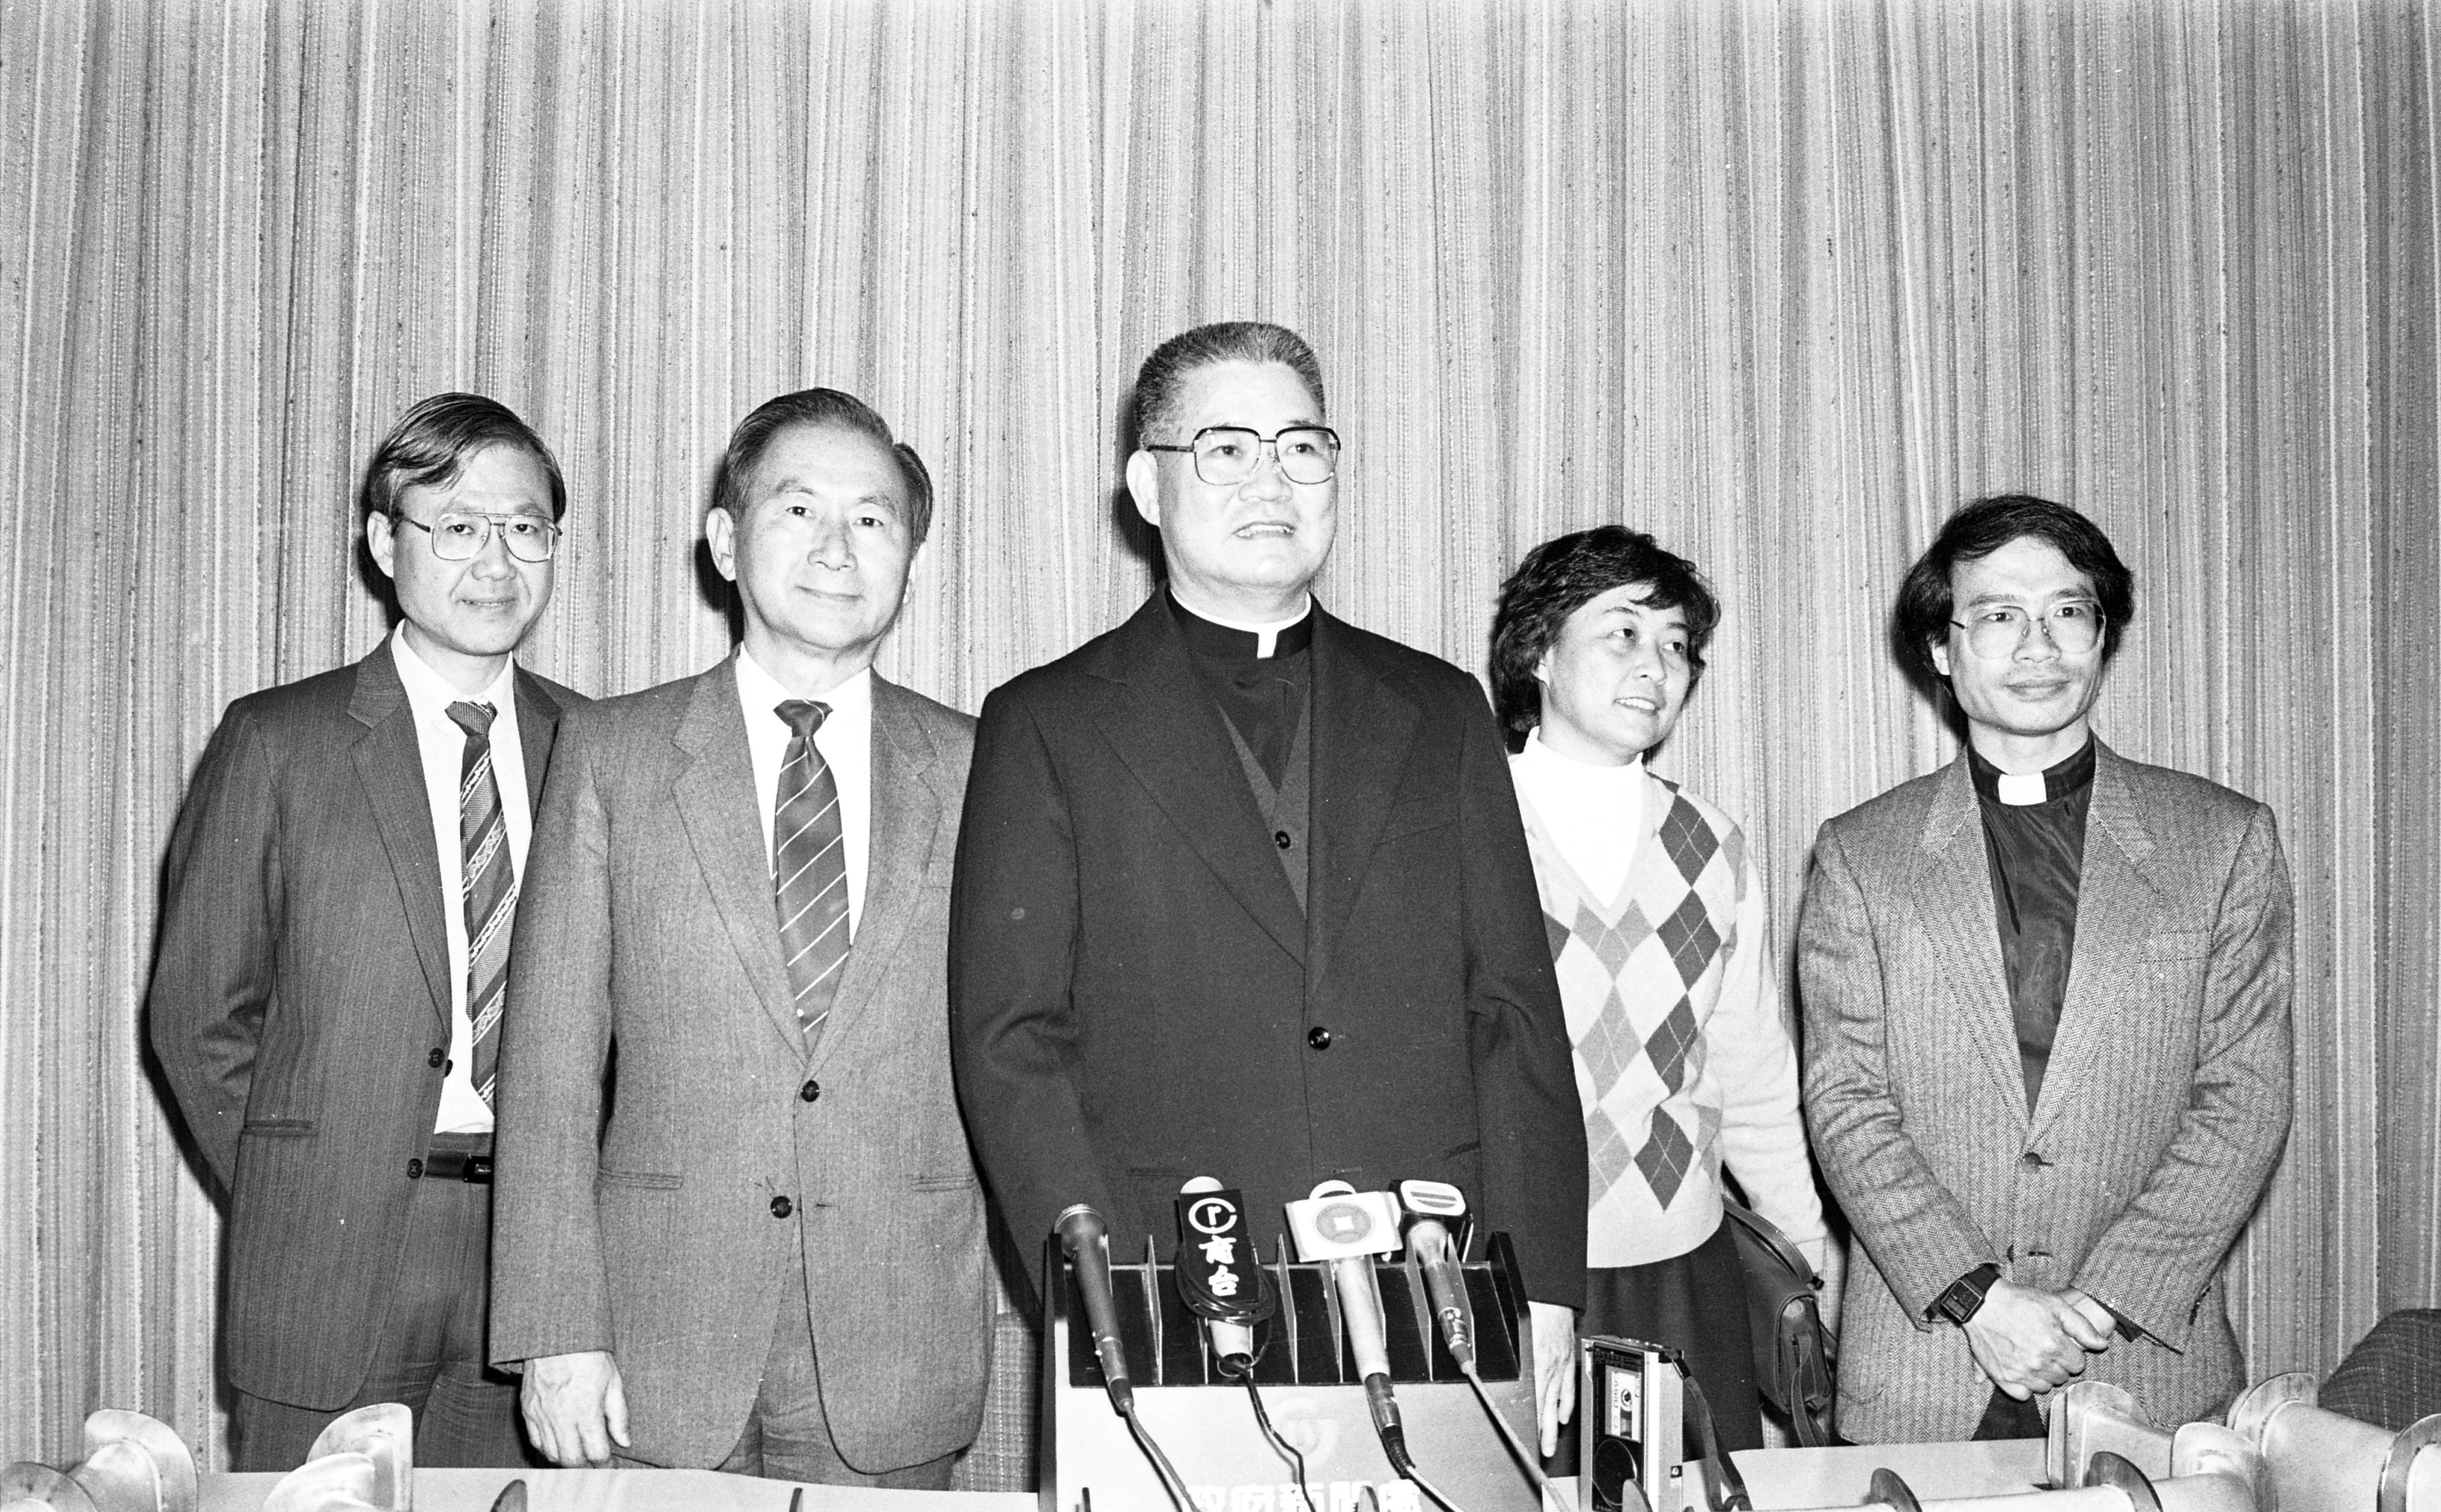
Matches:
[490,390,992,1483]
[1801,495,2292,1444]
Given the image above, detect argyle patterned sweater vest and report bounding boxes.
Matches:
[1515,772,1817,1268]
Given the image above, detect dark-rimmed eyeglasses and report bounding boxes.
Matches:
[1949,601,2105,659]
[1144,426,1342,488]
[392,510,562,564]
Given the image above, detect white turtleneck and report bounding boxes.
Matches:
[1509,730,1646,908]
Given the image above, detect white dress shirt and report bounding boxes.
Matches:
[390,632,531,1136]
[1511,731,1646,909]
[734,651,873,937]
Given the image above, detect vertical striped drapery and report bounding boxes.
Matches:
[4,0,2433,1468]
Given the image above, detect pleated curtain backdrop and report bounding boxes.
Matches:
[2,0,2434,1468]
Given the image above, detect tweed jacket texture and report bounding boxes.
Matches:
[489,659,993,1472]
[1799,738,2293,1443]
[147,644,581,1409]
[948,594,1588,1308]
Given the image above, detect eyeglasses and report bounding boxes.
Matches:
[1143,426,1342,488]
[392,510,562,563]
[1949,601,2105,659]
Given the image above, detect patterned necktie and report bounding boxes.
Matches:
[773,700,850,1045]
[447,700,514,1107]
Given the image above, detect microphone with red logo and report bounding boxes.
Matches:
[1174,1177,1278,1376]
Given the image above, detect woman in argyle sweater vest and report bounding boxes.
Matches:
[1492,527,1828,1452]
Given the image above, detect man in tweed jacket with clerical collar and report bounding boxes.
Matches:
[1800,495,2293,1444]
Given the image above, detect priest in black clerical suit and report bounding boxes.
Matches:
[949,322,1587,1452]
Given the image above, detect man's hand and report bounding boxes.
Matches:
[1962,1280,2113,1400]
[2062,1287,2123,1342]
[520,1350,630,1466]
[1527,1300,1577,1457]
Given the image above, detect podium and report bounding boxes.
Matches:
[1040,1234,1544,1511]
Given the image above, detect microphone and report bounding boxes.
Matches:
[1285,1181,1408,1463]
[1398,1179,1476,1372]
[1056,1204,1133,1414]
[1174,1177,1278,1375]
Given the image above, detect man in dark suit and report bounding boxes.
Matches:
[491,389,994,1484]
[950,321,1587,1449]
[1801,496,2293,1442]
[148,393,581,1468]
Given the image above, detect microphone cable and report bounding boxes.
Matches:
[1224,1353,1319,1512]
[1117,1399,1195,1511]
[1457,1361,1569,1511]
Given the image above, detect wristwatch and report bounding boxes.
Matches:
[1934,1262,2004,1327]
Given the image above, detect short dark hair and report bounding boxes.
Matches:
[1488,526,1722,753]
[711,387,935,545]
[361,393,566,521]
[1893,494,2135,689]
[1133,322,1327,448]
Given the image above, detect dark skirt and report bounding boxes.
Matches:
[1580,1218,1763,1455]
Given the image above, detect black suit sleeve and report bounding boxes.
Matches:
[947,683,1116,1297]
[1453,681,1589,1310]
[147,703,282,1191]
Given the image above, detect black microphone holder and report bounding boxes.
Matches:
[1040,1232,1544,1512]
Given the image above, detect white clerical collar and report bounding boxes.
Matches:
[1996,771,2048,806]
[1170,590,1314,659]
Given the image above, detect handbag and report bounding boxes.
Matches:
[1720,1199,1840,1446]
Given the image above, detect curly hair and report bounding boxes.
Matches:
[1489,526,1720,753]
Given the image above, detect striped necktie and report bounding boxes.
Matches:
[773,700,850,1045]
[446,700,514,1107]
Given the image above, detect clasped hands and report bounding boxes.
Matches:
[1962,1280,2119,1401]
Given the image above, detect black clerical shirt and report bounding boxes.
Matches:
[1969,737,2096,1112]
[1167,592,1313,787]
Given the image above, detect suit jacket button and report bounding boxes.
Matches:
[2021,1151,2045,1169]
[799,1080,821,1103]
[427,1047,445,1068]
[407,1159,424,1179]
[1275,830,1293,850]
[1308,1026,1333,1050]
[771,1195,793,1218]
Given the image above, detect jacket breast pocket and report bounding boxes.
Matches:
[596,1166,682,1191]
[240,1117,315,1138]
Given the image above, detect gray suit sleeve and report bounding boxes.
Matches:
[1800,821,1996,1325]
[147,704,281,1192]
[490,710,617,1366]
[2073,802,2294,1348]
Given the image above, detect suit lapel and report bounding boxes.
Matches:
[512,669,566,810]
[1305,610,1420,973]
[1090,597,1306,964]
[810,678,940,1076]
[2031,740,2163,1140]
[349,644,453,1029]
[671,659,801,1054]
[1907,754,2033,1129]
